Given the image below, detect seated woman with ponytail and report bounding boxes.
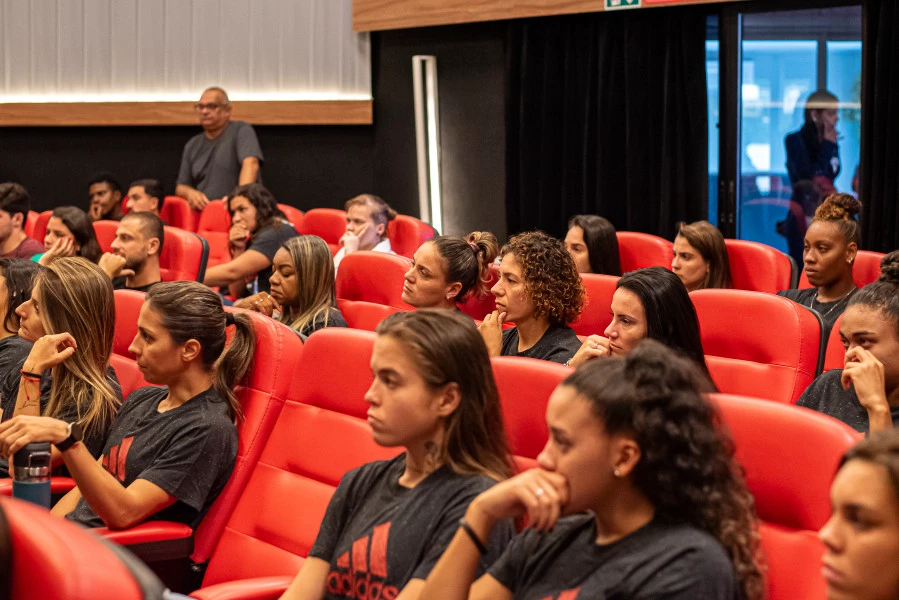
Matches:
[402,232,500,310]
[0,281,254,530]
[1,257,121,476]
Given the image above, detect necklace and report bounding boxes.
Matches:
[808,286,857,319]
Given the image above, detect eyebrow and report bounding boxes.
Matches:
[549,426,569,438]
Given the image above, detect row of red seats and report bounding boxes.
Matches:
[3,292,860,599]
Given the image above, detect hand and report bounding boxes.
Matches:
[98,252,134,279]
[40,237,76,265]
[89,201,105,221]
[24,333,77,373]
[478,310,506,357]
[234,292,281,317]
[469,469,569,532]
[823,122,838,144]
[185,189,210,211]
[0,416,69,459]
[339,224,369,255]
[568,335,611,368]
[229,224,251,253]
[842,347,889,414]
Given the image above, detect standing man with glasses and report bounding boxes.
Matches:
[175,87,263,211]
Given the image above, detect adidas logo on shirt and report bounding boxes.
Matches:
[542,589,581,600]
[327,522,399,600]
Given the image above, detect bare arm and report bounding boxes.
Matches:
[279,556,329,600]
[203,249,272,288]
[239,157,260,185]
[176,184,210,211]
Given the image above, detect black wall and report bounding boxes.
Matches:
[0,22,508,238]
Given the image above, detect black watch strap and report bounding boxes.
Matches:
[55,422,83,452]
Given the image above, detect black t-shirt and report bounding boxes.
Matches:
[242,221,298,296]
[777,288,858,339]
[0,335,32,419]
[309,454,513,599]
[65,386,237,528]
[501,324,581,364]
[299,308,348,337]
[112,277,159,293]
[797,369,899,433]
[489,514,738,600]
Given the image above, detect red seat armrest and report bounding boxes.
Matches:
[190,576,294,600]
[97,521,194,563]
[0,476,76,496]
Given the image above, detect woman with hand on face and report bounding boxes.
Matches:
[797,252,899,434]
[0,281,252,530]
[31,206,102,266]
[671,220,732,292]
[279,310,514,600]
[778,193,861,337]
[235,235,347,337]
[402,232,499,310]
[421,341,763,600]
[0,257,121,477]
[203,183,298,300]
[334,194,397,270]
[478,231,585,365]
[567,267,710,380]
[820,430,899,600]
[564,215,621,276]
[0,259,41,410]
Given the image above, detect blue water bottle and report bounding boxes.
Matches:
[12,442,52,508]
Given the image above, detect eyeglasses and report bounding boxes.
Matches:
[194,102,223,111]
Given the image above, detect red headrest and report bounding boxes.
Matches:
[616,231,673,273]
[759,523,827,600]
[570,274,619,336]
[725,239,794,293]
[31,210,52,245]
[336,251,413,310]
[823,314,845,372]
[197,200,232,235]
[390,214,436,258]
[277,204,305,231]
[337,299,404,332]
[159,226,208,282]
[799,249,885,289]
[159,196,197,231]
[458,264,499,321]
[299,208,347,246]
[93,220,119,253]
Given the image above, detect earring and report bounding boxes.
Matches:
[613,468,621,477]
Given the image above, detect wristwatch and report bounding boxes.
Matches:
[55,422,84,452]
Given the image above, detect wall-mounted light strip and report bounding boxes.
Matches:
[412,55,443,234]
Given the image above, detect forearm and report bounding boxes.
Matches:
[175,184,196,198]
[420,505,495,600]
[867,405,893,434]
[239,158,260,185]
[228,279,248,299]
[204,262,243,287]
[60,444,145,529]
[13,377,42,418]
[51,485,83,517]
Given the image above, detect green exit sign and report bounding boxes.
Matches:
[606,0,641,8]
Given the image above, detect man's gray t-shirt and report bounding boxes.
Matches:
[176,120,263,200]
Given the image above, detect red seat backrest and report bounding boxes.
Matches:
[93,220,118,253]
[823,313,845,372]
[616,231,673,273]
[725,239,795,293]
[692,289,823,404]
[336,251,414,310]
[798,249,885,289]
[390,214,436,258]
[31,210,52,245]
[759,523,827,600]
[492,356,569,472]
[299,208,347,254]
[201,328,399,587]
[4,497,153,600]
[337,298,404,331]
[710,393,859,531]
[160,196,197,232]
[24,210,38,237]
[197,200,232,268]
[458,263,499,321]
[112,290,152,398]
[159,226,208,282]
[570,274,619,337]
[278,203,305,231]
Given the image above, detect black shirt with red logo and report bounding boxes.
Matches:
[488,514,739,600]
[309,453,513,600]
[65,385,237,529]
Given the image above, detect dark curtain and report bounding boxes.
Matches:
[505,8,708,240]
[860,0,899,253]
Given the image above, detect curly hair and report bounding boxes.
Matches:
[563,340,764,600]
[813,193,861,245]
[501,231,585,326]
[848,250,899,337]
[228,183,288,241]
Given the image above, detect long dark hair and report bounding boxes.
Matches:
[568,215,621,276]
[376,310,514,482]
[51,206,102,263]
[800,89,838,163]
[431,231,500,302]
[617,267,710,378]
[0,258,40,334]
[228,183,287,241]
[563,340,763,600]
[145,282,256,423]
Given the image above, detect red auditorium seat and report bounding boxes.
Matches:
[277,203,305,231]
[616,231,673,273]
[822,313,845,372]
[336,251,413,310]
[759,523,827,600]
[298,208,346,255]
[692,289,823,404]
[492,356,569,471]
[112,290,153,399]
[31,210,52,245]
[725,239,796,293]
[710,393,859,531]
[458,263,499,321]
[390,214,436,258]
[337,298,404,331]
[798,249,885,289]
[197,200,232,269]
[3,497,166,600]
[190,328,398,599]
[160,196,197,232]
[94,222,209,283]
[23,210,38,237]
[93,219,118,252]
[570,274,619,337]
